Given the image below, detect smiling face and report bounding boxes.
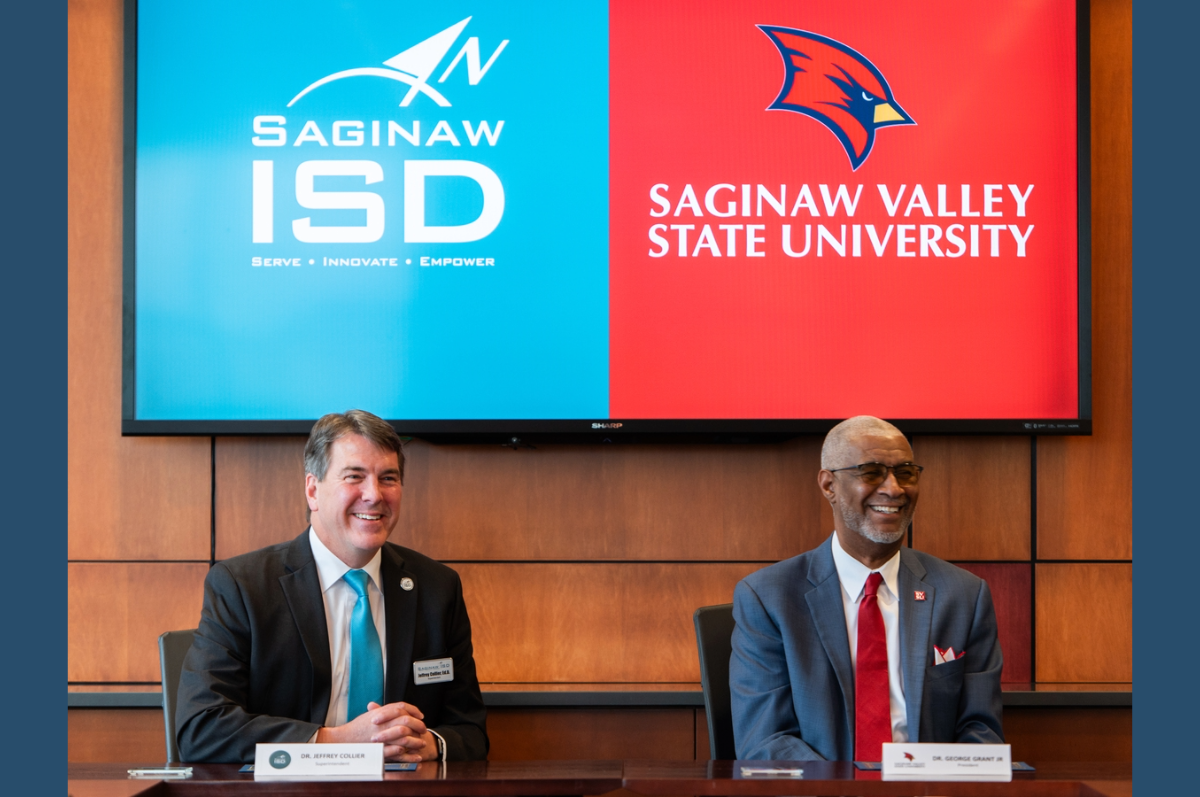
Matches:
[306,433,403,568]
[819,428,919,558]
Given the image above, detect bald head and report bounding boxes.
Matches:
[820,415,907,469]
[818,415,918,563]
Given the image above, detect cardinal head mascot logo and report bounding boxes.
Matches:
[759,26,914,170]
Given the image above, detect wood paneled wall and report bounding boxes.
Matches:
[1037,0,1133,564]
[67,0,1132,751]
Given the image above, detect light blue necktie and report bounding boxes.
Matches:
[344,569,384,719]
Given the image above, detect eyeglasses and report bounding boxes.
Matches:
[827,462,924,486]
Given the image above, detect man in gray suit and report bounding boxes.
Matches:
[731,416,1003,761]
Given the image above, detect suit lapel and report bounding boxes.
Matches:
[898,548,933,742]
[279,532,333,724]
[382,545,419,704]
[805,538,855,719]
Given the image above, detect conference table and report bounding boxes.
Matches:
[68,760,1132,797]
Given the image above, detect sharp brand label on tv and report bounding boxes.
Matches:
[127,0,1086,434]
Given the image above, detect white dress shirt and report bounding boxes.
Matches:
[309,527,387,728]
[830,532,909,743]
[308,529,445,759]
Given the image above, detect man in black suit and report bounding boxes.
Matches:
[175,410,488,763]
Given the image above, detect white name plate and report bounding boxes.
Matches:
[254,743,383,781]
[414,657,454,685]
[882,743,1012,782]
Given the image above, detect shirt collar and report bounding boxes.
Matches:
[308,527,384,595]
[830,531,901,605]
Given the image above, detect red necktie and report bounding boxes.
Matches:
[855,572,891,762]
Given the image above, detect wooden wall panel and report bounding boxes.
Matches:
[214,437,307,560]
[956,564,1031,683]
[1036,0,1132,561]
[405,440,826,561]
[460,563,762,682]
[218,438,828,562]
[67,433,211,562]
[913,437,1031,561]
[68,0,212,563]
[68,564,209,682]
[1036,564,1131,682]
[1005,707,1131,763]
[68,709,167,763]
[487,708,696,760]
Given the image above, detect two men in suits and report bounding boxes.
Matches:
[731,415,1003,760]
[176,410,488,763]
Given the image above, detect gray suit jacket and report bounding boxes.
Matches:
[731,536,1003,760]
[175,532,488,763]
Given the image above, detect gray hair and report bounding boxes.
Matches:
[304,409,405,522]
[820,415,907,469]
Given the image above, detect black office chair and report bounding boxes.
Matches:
[158,629,197,763]
[693,603,737,760]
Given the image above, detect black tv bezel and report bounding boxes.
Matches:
[120,0,1092,440]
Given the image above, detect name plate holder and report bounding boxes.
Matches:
[881,743,1012,782]
[254,743,383,781]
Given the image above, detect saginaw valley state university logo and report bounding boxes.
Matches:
[288,16,508,108]
[759,26,914,170]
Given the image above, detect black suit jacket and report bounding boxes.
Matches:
[175,531,488,763]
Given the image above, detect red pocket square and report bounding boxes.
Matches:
[933,645,965,664]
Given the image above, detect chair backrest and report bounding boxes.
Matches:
[159,629,197,763]
[693,603,737,760]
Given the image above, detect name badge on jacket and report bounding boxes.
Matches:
[413,658,454,685]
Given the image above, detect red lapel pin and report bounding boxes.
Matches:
[914,590,926,601]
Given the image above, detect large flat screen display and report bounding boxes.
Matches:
[124,0,1089,437]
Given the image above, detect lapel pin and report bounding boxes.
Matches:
[400,577,414,591]
[914,590,926,601]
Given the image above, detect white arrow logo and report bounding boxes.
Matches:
[288,17,508,108]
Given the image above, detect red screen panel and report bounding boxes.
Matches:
[609,0,1078,420]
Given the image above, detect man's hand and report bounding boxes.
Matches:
[315,702,439,762]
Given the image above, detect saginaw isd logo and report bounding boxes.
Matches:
[269,750,291,769]
[759,26,914,170]
[288,16,508,108]
[249,15,512,246]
